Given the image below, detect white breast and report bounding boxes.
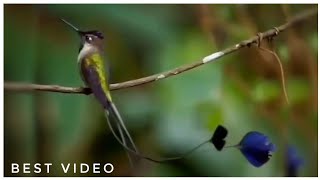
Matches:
[77,43,96,84]
[77,43,95,63]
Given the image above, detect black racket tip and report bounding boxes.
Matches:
[210,125,228,151]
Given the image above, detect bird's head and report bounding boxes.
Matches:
[61,19,104,52]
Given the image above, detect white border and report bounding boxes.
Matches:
[1,2,319,178]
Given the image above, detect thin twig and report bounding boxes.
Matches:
[258,47,290,105]
[4,8,317,95]
[4,82,91,95]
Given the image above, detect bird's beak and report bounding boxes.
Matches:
[60,18,84,37]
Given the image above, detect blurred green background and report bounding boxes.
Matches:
[4,4,317,176]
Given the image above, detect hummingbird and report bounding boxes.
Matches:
[61,19,139,166]
[60,19,229,167]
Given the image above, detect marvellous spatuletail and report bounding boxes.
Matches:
[61,19,140,166]
[227,131,276,167]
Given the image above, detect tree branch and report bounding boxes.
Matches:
[4,8,317,95]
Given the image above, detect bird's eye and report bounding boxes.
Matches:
[86,36,93,41]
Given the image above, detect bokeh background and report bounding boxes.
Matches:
[4,4,318,176]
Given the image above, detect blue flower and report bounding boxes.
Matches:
[238,131,276,167]
[286,145,303,176]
